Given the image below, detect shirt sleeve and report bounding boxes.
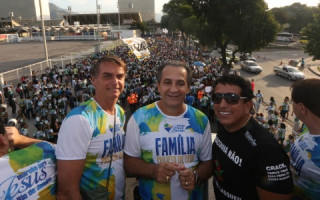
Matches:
[255,143,293,194]
[56,115,92,160]
[199,122,212,161]
[124,116,141,158]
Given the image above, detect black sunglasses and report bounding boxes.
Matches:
[212,93,247,105]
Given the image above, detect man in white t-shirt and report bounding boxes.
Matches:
[290,79,320,199]
[56,55,127,199]
[124,61,213,200]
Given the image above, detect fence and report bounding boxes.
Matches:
[20,35,106,42]
[0,40,122,91]
[0,60,52,90]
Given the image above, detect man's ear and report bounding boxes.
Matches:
[297,103,307,115]
[246,101,254,114]
[0,135,6,146]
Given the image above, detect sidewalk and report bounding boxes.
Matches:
[309,65,320,76]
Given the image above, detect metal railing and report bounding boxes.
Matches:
[0,40,121,90]
[0,60,51,89]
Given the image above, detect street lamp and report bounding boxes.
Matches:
[96,0,101,43]
[129,3,133,23]
[39,0,49,65]
[67,6,71,26]
[118,1,120,30]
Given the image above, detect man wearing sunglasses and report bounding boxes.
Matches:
[211,75,293,200]
[290,78,320,199]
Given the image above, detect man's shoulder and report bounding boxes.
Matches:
[245,119,280,147]
[66,99,96,118]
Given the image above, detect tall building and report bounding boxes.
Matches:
[118,0,155,22]
[0,0,50,21]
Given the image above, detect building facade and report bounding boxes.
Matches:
[0,0,50,21]
[118,0,155,22]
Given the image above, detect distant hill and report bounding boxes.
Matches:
[49,3,67,20]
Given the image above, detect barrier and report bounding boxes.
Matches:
[0,60,51,90]
[0,40,120,90]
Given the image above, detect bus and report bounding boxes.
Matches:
[276,32,294,41]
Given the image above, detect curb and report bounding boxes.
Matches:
[308,66,320,77]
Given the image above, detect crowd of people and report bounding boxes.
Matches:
[0,36,319,199]
[0,37,299,144]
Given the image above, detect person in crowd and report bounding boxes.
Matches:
[56,55,127,199]
[0,120,56,199]
[251,79,255,92]
[269,96,277,108]
[124,61,213,199]
[280,96,290,119]
[7,93,17,116]
[300,58,305,71]
[0,90,3,104]
[255,89,263,111]
[277,122,286,146]
[290,78,320,199]
[211,75,293,200]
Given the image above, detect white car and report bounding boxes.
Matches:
[240,60,262,73]
[273,65,305,81]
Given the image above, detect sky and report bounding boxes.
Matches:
[48,0,319,21]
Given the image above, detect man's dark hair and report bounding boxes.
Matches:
[212,75,254,101]
[157,61,192,86]
[291,78,320,118]
[91,55,126,77]
[0,118,5,135]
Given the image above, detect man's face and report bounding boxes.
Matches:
[157,65,190,112]
[292,101,302,120]
[92,61,125,101]
[213,83,253,132]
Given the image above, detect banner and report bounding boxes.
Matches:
[122,37,150,60]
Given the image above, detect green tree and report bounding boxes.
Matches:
[192,0,280,70]
[161,0,194,41]
[131,21,148,35]
[271,3,317,34]
[301,10,320,60]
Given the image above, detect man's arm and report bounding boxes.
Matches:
[5,127,42,149]
[124,153,178,184]
[257,187,292,200]
[57,159,85,200]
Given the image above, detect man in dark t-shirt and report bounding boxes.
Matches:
[211,75,293,200]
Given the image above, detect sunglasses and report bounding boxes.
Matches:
[212,93,247,105]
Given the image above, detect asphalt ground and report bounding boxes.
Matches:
[0,40,99,73]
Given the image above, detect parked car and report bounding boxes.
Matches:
[273,65,305,81]
[240,53,256,61]
[240,60,262,73]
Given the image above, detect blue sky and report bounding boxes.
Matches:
[48,0,319,22]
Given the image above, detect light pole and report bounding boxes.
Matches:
[129,3,133,23]
[68,6,72,25]
[96,0,101,43]
[118,1,120,30]
[39,0,49,65]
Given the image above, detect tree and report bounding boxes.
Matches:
[161,0,194,41]
[301,10,320,60]
[131,21,148,35]
[192,0,280,70]
[271,3,317,34]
